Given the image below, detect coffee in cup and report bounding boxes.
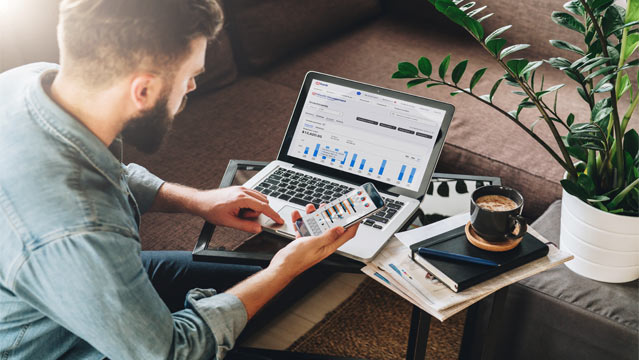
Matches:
[470,185,527,242]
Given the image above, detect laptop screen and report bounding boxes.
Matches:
[278,72,453,198]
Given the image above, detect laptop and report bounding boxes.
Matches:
[243,71,454,262]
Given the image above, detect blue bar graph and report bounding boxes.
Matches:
[304,147,309,155]
[350,154,358,167]
[359,159,366,170]
[331,158,336,162]
[369,167,374,173]
[408,167,416,183]
[378,160,387,175]
[322,156,327,159]
[313,144,320,157]
[340,151,349,165]
[398,165,407,181]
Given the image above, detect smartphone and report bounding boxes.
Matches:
[294,182,385,237]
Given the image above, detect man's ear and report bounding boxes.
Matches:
[130,73,163,110]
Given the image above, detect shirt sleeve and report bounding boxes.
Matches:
[123,163,164,214]
[11,231,247,360]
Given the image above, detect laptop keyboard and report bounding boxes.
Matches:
[253,168,404,230]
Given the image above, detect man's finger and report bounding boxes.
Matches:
[232,218,262,233]
[240,196,284,224]
[305,204,315,214]
[240,209,260,218]
[244,188,268,202]
[329,223,359,252]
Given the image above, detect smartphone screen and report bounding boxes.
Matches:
[295,182,385,237]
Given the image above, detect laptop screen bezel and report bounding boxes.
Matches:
[276,71,454,199]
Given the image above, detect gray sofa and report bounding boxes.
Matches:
[2,0,637,358]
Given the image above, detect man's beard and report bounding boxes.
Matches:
[121,94,187,154]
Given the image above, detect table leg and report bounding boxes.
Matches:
[406,306,431,360]
[458,287,509,360]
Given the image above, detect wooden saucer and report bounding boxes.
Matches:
[465,222,522,252]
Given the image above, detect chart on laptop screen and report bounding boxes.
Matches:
[287,79,445,191]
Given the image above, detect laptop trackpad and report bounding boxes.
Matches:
[258,204,302,236]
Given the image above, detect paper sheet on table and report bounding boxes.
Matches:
[362,213,574,321]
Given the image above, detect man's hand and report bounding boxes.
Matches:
[226,203,359,319]
[192,186,284,233]
[269,204,359,280]
[149,183,283,233]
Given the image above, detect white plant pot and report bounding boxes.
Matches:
[560,189,639,283]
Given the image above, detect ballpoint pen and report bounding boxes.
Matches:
[417,247,500,267]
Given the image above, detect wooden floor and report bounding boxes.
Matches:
[240,273,366,350]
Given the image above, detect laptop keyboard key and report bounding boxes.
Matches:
[372,224,383,229]
[386,203,401,210]
[289,197,308,207]
[369,215,388,224]
[278,194,291,201]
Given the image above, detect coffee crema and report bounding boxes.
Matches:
[476,195,518,212]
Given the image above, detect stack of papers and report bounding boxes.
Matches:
[361,213,573,321]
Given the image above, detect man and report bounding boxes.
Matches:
[0,0,358,359]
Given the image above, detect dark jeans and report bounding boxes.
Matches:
[141,251,262,313]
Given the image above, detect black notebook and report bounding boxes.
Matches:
[409,225,549,292]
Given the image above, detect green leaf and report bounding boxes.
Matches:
[407,79,429,88]
[606,20,639,37]
[489,78,503,102]
[479,94,491,102]
[418,57,432,77]
[579,57,611,73]
[627,0,639,22]
[392,71,416,79]
[486,38,507,57]
[552,11,586,33]
[617,73,631,98]
[530,118,541,132]
[567,145,588,162]
[439,55,451,79]
[625,129,639,158]
[603,5,626,38]
[459,1,476,12]
[563,0,585,16]
[451,60,468,84]
[590,0,615,15]
[467,5,487,18]
[521,61,543,76]
[550,40,585,55]
[426,83,444,88]
[577,86,591,103]
[583,65,616,81]
[485,25,512,43]
[477,13,494,22]
[567,113,575,127]
[398,62,419,77]
[623,33,639,59]
[469,68,487,91]
[450,90,464,96]
[507,58,530,76]
[587,195,610,203]
[593,78,615,93]
[500,44,530,59]
[547,57,572,70]
[434,0,457,13]
[443,5,467,27]
[463,16,484,40]
[561,179,589,202]
[578,173,596,196]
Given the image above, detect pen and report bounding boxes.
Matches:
[417,247,500,267]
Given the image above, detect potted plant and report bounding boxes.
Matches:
[392,0,639,282]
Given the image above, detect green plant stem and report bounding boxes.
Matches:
[609,177,639,208]
[425,77,572,172]
[478,40,578,178]
[622,93,639,133]
[578,0,625,187]
[539,98,571,131]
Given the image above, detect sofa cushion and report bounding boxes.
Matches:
[223,0,383,71]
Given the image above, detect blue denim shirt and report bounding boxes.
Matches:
[0,63,247,359]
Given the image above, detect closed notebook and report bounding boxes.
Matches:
[409,225,549,292]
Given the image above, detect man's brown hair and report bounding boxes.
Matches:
[58,0,223,86]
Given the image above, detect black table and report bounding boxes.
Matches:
[193,159,503,359]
